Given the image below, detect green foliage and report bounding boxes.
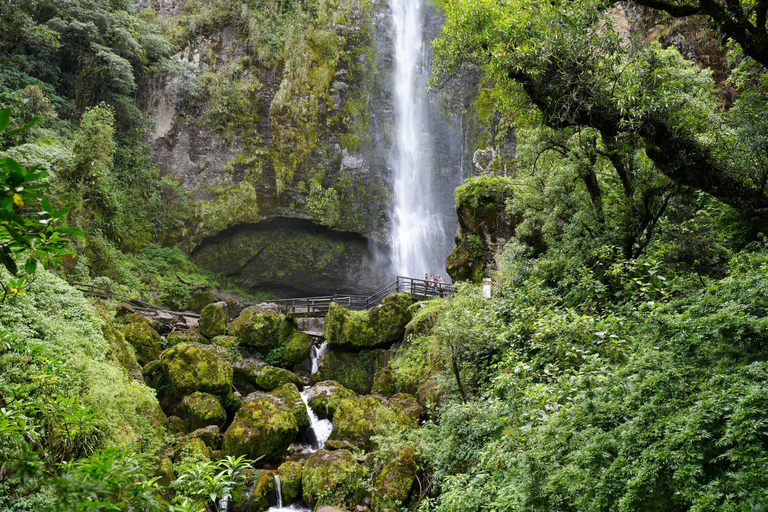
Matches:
[171,455,253,511]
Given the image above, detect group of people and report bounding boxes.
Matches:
[424,273,446,297]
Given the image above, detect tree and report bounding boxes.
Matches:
[431,0,768,236]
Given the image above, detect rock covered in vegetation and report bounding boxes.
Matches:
[302,449,367,509]
[233,360,303,394]
[171,437,212,462]
[212,334,237,350]
[324,294,416,350]
[306,380,357,419]
[166,329,208,347]
[181,391,227,430]
[230,307,295,349]
[283,331,313,365]
[199,301,229,338]
[188,290,216,313]
[328,395,420,451]
[371,446,417,511]
[278,460,303,504]
[234,469,274,512]
[160,342,233,397]
[222,383,308,462]
[371,365,396,396]
[120,321,162,366]
[312,348,389,394]
[188,424,221,450]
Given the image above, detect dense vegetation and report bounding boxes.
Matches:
[1,0,767,510]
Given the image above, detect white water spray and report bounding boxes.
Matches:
[390,0,447,278]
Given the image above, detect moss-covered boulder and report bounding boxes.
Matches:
[99,309,141,378]
[312,348,388,395]
[387,394,422,422]
[283,331,312,365]
[324,294,416,350]
[327,395,419,452]
[188,290,216,314]
[222,383,308,462]
[168,415,188,434]
[306,381,357,420]
[234,469,274,512]
[278,460,303,504]
[160,342,233,397]
[302,449,367,509]
[171,437,212,462]
[155,457,176,487]
[234,360,304,394]
[230,307,295,349]
[188,424,221,450]
[199,302,229,338]
[371,365,396,396]
[182,392,227,430]
[120,322,162,366]
[371,446,417,511]
[166,329,208,347]
[212,334,238,350]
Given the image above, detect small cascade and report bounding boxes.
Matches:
[310,341,328,375]
[265,473,310,512]
[274,473,282,509]
[300,389,333,451]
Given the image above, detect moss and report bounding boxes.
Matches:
[371,446,417,511]
[188,290,216,313]
[312,347,387,395]
[212,334,238,350]
[189,182,266,248]
[222,384,307,462]
[181,391,227,430]
[160,342,233,397]
[242,469,275,512]
[229,307,295,349]
[371,365,395,396]
[98,308,141,376]
[188,424,221,450]
[324,294,417,350]
[283,331,312,365]
[172,437,212,462]
[166,329,209,347]
[307,380,357,420]
[120,321,162,366]
[327,395,418,452]
[155,457,176,487]
[256,365,304,391]
[301,449,367,509]
[278,460,303,504]
[199,302,229,338]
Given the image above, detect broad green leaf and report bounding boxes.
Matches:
[24,257,37,274]
[56,226,85,237]
[0,108,10,132]
[2,252,18,275]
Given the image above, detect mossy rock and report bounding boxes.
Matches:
[188,290,216,314]
[171,437,212,462]
[371,365,396,396]
[302,449,367,509]
[155,457,176,487]
[120,322,162,366]
[306,380,357,420]
[327,395,418,452]
[234,360,303,394]
[141,396,169,440]
[230,307,296,349]
[371,446,417,511]
[278,460,303,504]
[312,348,388,395]
[189,425,221,450]
[160,342,233,397]
[222,383,307,462]
[99,310,141,377]
[212,334,238,350]
[166,329,208,347]
[387,393,422,422]
[324,294,416,350]
[235,469,274,512]
[168,415,189,434]
[182,391,227,430]
[403,301,442,339]
[283,331,312,365]
[200,302,229,338]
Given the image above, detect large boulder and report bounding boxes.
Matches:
[181,392,227,430]
[188,424,221,450]
[233,360,303,395]
[283,331,313,365]
[171,437,212,462]
[324,294,416,350]
[222,383,308,462]
[278,460,303,504]
[306,381,357,420]
[234,469,274,512]
[371,446,417,511]
[327,395,420,452]
[302,449,367,509]
[120,322,162,366]
[312,348,389,395]
[229,307,295,349]
[160,342,233,397]
[199,302,229,338]
[166,329,208,347]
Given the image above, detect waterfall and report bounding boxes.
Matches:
[390,0,448,278]
[310,341,328,375]
[273,473,282,509]
[265,473,309,512]
[299,341,333,451]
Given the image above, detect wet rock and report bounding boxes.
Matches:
[182,391,227,430]
[233,360,303,394]
[371,446,417,511]
[278,460,303,504]
[327,395,419,452]
[230,307,295,350]
[166,329,208,347]
[199,301,229,338]
[222,383,308,462]
[324,294,416,350]
[283,331,312,365]
[212,334,238,350]
[306,380,357,420]
[120,322,162,366]
[160,342,233,397]
[188,290,216,313]
[302,449,367,509]
[312,348,388,395]
[235,469,274,512]
[171,437,212,462]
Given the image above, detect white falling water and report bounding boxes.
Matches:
[264,473,309,512]
[310,341,328,375]
[390,0,447,278]
[300,389,333,451]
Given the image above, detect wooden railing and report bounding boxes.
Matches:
[272,276,455,316]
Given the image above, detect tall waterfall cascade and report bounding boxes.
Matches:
[390,0,463,279]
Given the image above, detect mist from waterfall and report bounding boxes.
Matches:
[390,0,448,279]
